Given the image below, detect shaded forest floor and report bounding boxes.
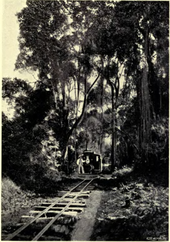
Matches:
[91,167,169,241]
[2,167,169,241]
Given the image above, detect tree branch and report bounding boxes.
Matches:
[67,73,100,139]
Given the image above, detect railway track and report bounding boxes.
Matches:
[3,178,96,241]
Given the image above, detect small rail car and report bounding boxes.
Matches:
[80,150,102,174]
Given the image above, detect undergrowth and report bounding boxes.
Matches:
[91,180,168,241]
[1,177,60,227]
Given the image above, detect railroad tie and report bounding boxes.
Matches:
[67,207,84,212]
[4,178,94,241]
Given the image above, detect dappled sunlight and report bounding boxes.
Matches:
[112,165,133,177]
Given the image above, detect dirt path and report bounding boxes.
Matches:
[71,191,103,241]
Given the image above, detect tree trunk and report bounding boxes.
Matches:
[106,79,116,172]
[100,75,104,156]
[111,84,116,171]
[61,73,100,166]
[139,27,151,161]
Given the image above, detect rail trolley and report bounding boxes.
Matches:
[79,150,102,174]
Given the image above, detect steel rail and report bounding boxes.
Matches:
[5,179,87,241]
[32,178,95,241]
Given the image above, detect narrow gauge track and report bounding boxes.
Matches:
[4,178,96,241]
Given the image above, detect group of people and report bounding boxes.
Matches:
[76,155,94,174]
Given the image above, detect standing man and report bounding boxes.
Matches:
[77,155,85,174]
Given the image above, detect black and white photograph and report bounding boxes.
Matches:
[2,0,169,241]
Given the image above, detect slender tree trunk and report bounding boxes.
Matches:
[139,27,151,161]
[106,79,116,172]
[106,58,116,172]
[111,84,116,171]
[100,74,104,155]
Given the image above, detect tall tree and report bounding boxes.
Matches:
[15,0,101,159]
[114,1,169,161]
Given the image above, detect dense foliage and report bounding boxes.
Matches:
[2,1,169,185]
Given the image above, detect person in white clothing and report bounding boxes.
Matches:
[77,155,85,174]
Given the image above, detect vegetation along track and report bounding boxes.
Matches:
[3,178,96,241]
